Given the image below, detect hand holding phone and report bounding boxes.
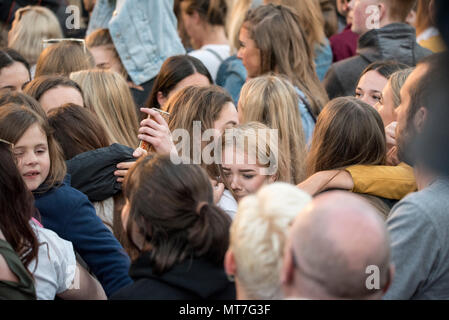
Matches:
[138,108,175,155]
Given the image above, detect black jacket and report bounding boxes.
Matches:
[66,143,134,202]
[324,23,432,99]
[110,252,236,300]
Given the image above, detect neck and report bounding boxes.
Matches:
[414,165,438,190]
[196,24,228,48]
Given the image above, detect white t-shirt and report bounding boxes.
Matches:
[217,189,238,220]
[189,44,230,82]
[28,221,77,300]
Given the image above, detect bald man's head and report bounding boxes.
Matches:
[282,191,392,300]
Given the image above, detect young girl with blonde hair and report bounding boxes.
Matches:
[238,75,306,183]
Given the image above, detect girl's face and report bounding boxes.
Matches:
[355,70,388,107]
[39,85,84,114]
[375,81,397,126]
[13,123,50,191]
[158,72,211,107]
[237,27,261,79]
[222,146,275,201]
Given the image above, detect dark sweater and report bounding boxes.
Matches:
[111,251,236,300]
[324,23,432,99]
[34,177,133,297]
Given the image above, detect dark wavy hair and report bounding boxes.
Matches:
[0,142,39,272]
[145,55,212,110]
[123,154,231,275]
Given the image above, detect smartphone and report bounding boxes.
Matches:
[139,108,170,152]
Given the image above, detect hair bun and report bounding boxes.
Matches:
[196,201,208,215]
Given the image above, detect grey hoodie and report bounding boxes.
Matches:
[324,23,432,99]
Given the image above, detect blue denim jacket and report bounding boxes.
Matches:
[314,39,333,82]
[295,87,316,145]
[87,0,186,85]
[216,55,247,104]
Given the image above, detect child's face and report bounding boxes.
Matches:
[221,147,275,202]
[13,124,50,191]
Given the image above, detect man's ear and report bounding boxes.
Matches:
[377,1,388,24]
[382,264,395,295]
[224,248,237,276]
[414,107,428,133]
[281,244,295,285]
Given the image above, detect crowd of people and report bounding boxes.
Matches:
[0,0,448,301]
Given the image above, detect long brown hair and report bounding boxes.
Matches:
[47,103,110,160]
[0,142,39,272]
[243,4,328,117]
[306,97,387,176]
[265,0,327,50]
[239,75,306,183]
[0,103,67,192]
[123,154,231,275]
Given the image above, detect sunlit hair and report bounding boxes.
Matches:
[229,182,311,299]
[226,0,253,53]
[220,121,282,181]
[306,97,386,176]
[242,4,328,117]
[164,85,234,174]
[123,154,231,275]
[35,41,94,77]
[85,28,127,78]
[0,103,66,192]
[70,69,139,148]
[265,0,327,51]
[239,75,306,183]
[8,5,63,65]
[388,68,414,109]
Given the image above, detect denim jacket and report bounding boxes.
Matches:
[295,87,316,145]
[87,0,186,85]
[216,55,247,104]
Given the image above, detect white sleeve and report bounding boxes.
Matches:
[217,189,238,220]
[30,223,77,298]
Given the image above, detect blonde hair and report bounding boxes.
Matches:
[265,0,327,50]
[226,0,253,53]
[243,4,328,117]
[8,6,63,65]
[239,75,306,183]
[70,69,139,148]
[221,121,283,180]
[388,68,414,109]
[229,182,312,299]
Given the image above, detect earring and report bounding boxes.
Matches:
[227,274,235,282]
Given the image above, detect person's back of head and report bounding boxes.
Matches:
[47,103,110,160]
[146,55,212,109]
[350,0,417,36]
[8,5,63,65]
[35,41,94,78]
[122,154,231,275]
[0,88,46,119]
[239,75,306,183]
[70,69,139,148]
[226,182,311,299]
[306,96,386,176]
[282,191,393,299]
